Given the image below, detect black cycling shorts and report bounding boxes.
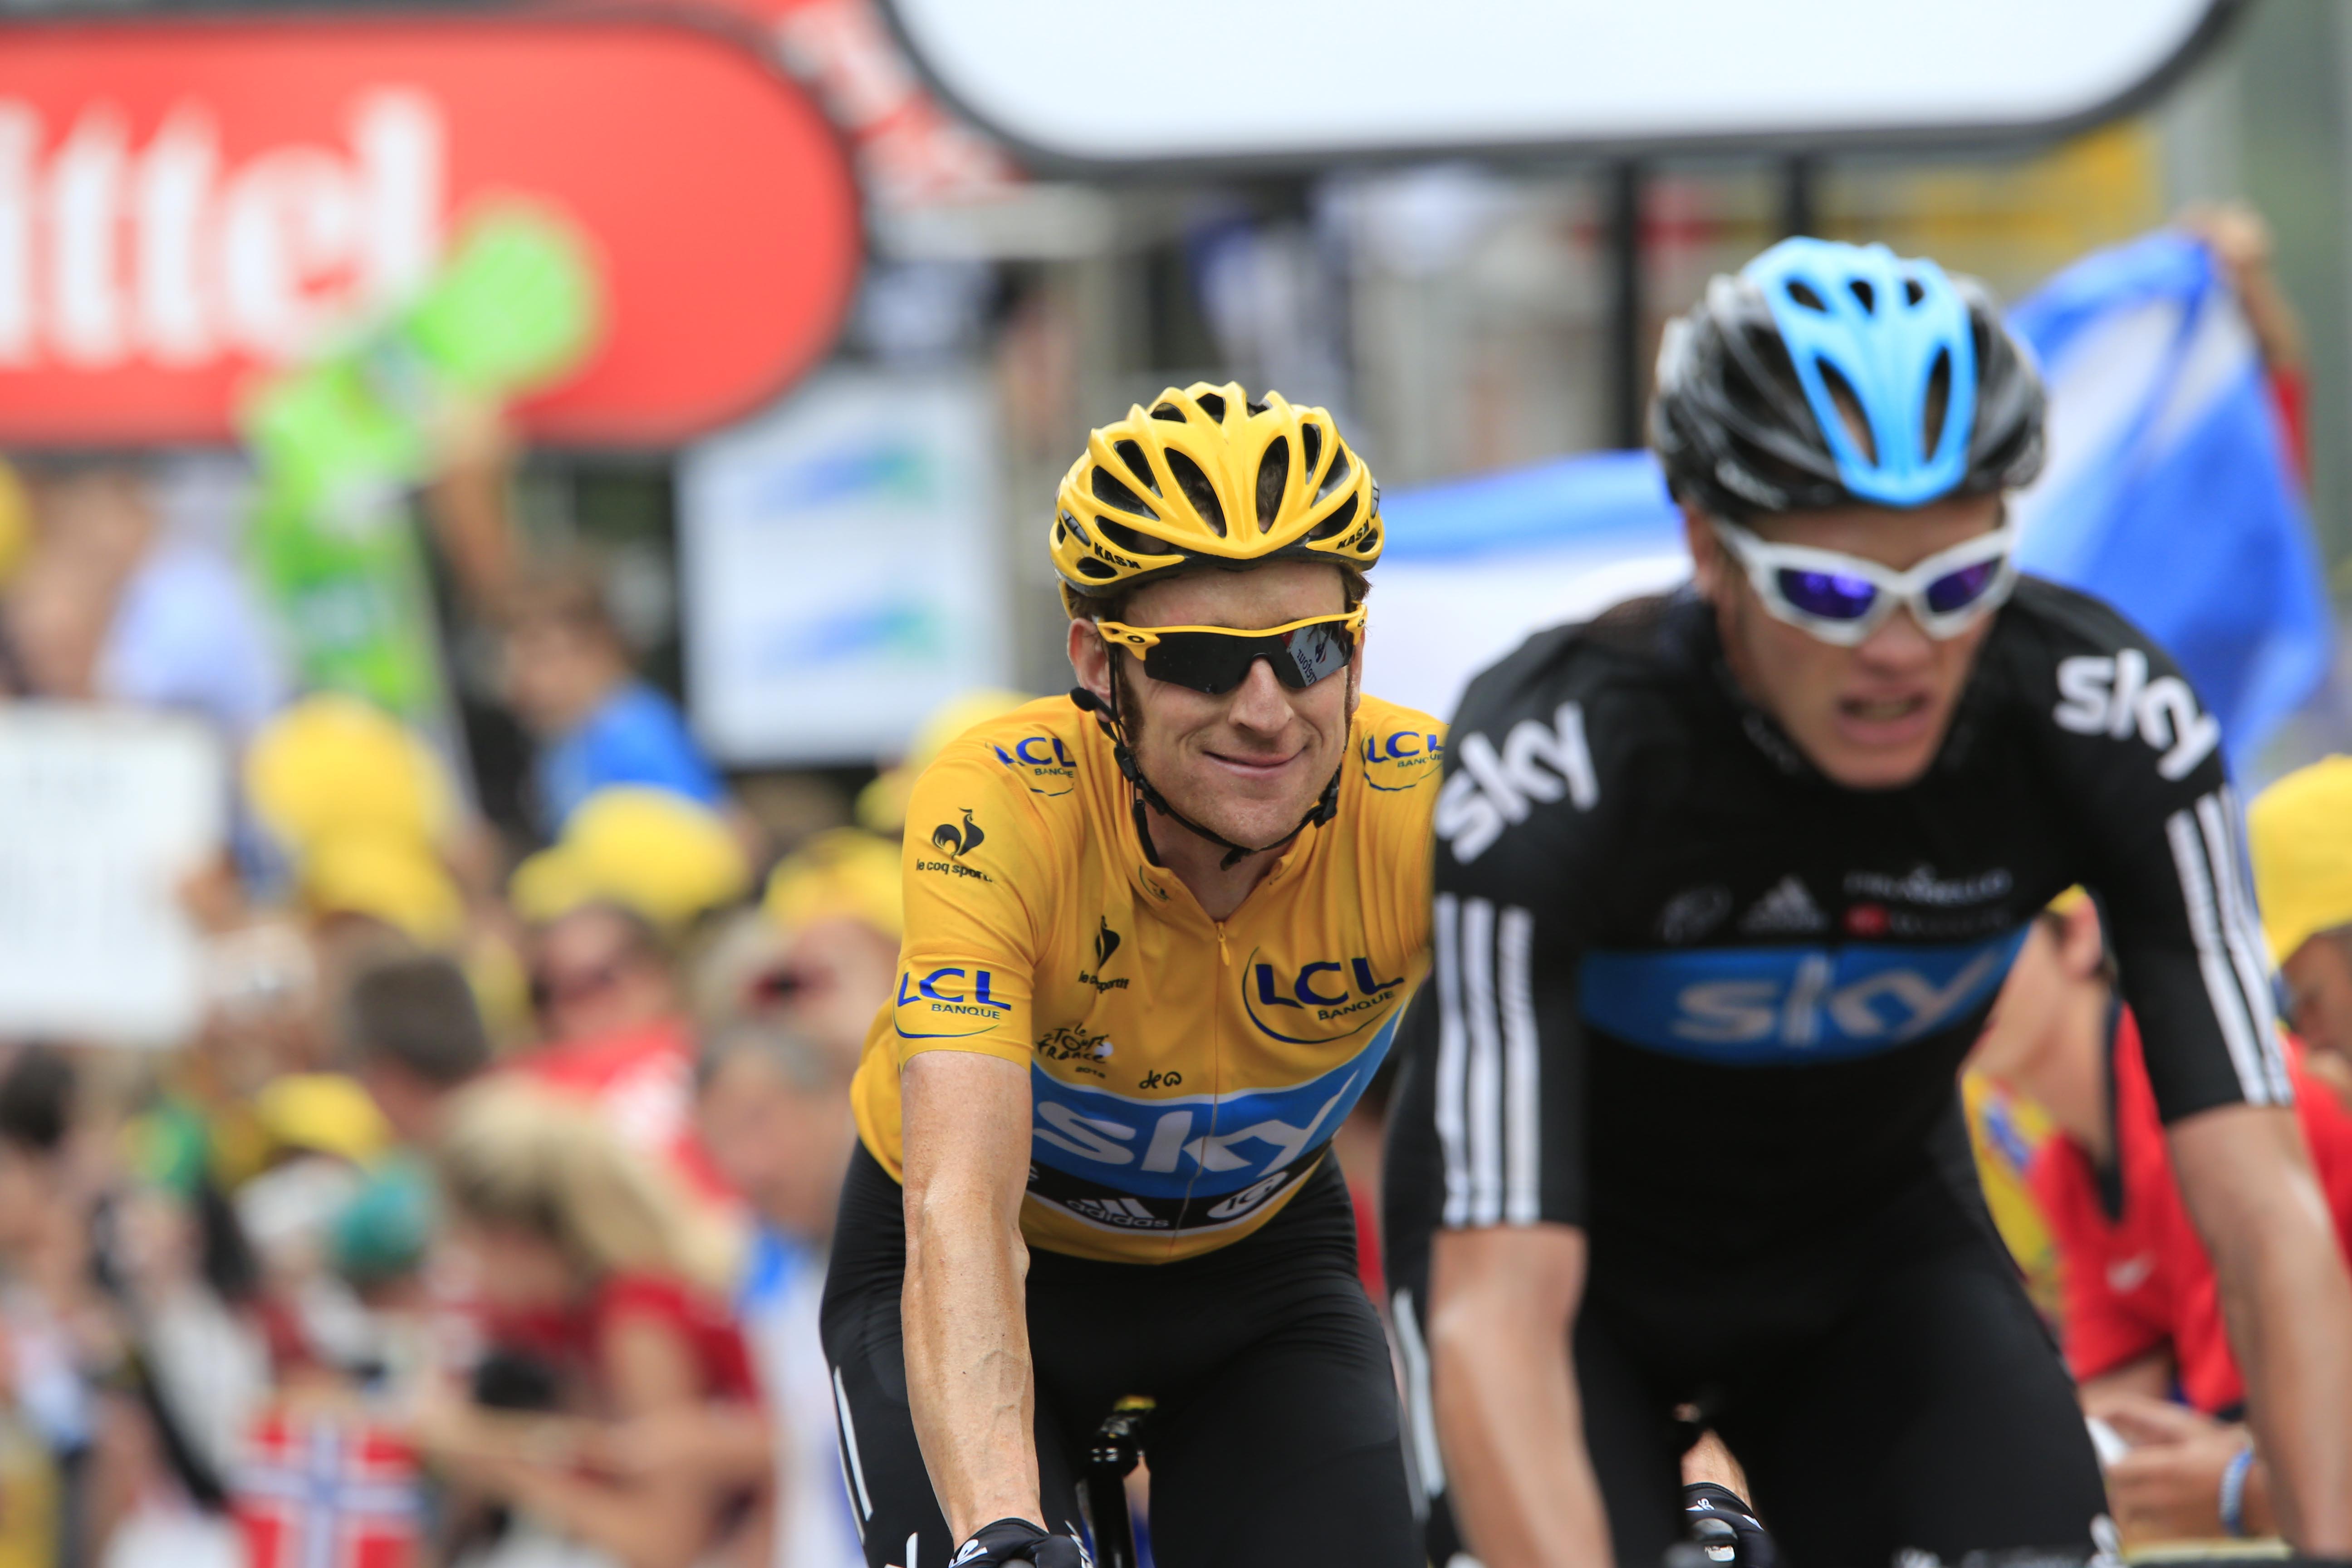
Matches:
[820,1144,1421,1568]
[1388,1132,2109,1568]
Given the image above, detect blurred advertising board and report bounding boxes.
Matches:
[0,709,225,1044]
[882,0,2230,170]
[0,15,859,446]
[679,368,1013,766]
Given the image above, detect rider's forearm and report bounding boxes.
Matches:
[2174,1107,2352,1552]
[1430,1273,1609,1566]
[903,1176,1041,1541]
[2212,1210,2352,1550]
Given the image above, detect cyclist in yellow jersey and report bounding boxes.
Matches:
[821,384,1439,1568]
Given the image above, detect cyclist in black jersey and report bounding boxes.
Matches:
[1384,238,2352,1566]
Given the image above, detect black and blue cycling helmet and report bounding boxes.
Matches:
[1651,238,2045,518]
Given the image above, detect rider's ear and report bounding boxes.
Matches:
[1067,617,1115,709]
[1682,503,1729,599]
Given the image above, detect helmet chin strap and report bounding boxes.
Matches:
[1068,684,1342,872]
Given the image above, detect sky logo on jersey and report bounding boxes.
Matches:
[1577,928,2028,1063]
[894,965,1014,1039]
[1027,1009,1401,1198]
[1240,948,1409,1043]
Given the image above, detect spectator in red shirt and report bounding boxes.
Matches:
[420,1078,764,1568]
[1973,888,2352,1542]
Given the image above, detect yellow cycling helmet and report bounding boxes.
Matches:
[1051,382,1381,608]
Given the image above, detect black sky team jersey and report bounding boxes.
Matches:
[1387,578,2284,1261]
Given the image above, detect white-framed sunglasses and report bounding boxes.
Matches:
[1710,517,2020,646]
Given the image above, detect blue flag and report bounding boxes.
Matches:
[2007,230,2333,774]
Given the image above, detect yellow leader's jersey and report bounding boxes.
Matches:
[850,692,1444,1264]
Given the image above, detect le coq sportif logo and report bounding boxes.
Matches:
[930,808,984,859]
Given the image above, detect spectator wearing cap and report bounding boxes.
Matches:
[508,788,750,1200]
[757,827,903,1075]
[2251,757,2352,1076]
[1972,873,2352,1543]
[498,570,723,837]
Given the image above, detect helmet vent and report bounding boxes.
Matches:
[1064,515,1092,545]
[1354,521,1380,554]
[1255,438,1291,533]
[1308,492,1359,542]
[1921,349,1953,456]
[1194,392,1227,422]
[1074,554,1118,580]
[1905,277,1926,306]
[1113,440,1160,494]
[1315,445,1354,503]
[1246,398,1269,416]
[1785,279,1827,312]
[1848,279,1876,313]
[1092,513,1161,556]
[1163,449,1227,538]
[1816,361,1877,464]
[1150,402,1186,422]
[1091,468,1157,518]
[1300,422,1323,478]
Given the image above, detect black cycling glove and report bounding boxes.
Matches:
[949,1518,1091,1568]
[1684,1482,1775,1568]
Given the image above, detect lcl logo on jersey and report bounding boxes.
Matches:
[994,735,1076,797]
[894,965,1012,1038]
[2053,649,2221,782]
[1242,949,1408,1042]
[1436,701,1597,862]
[1362,728,1444,791]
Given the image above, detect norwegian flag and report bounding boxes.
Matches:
[232,1409,423,1568]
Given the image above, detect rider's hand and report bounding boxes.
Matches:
[924,1518,1089,1568]
[2098,1395,2261,1543]
[1685,1480,1775,1568]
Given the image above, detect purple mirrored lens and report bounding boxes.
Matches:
[1924,559,2003,615]
[1776,568,1878,620]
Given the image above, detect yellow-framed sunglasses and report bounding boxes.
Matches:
[1095,606,1367,695]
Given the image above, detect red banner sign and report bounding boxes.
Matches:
[0,16,862,445]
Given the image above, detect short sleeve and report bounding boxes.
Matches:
[889,742,1048,1071]
[2043,613,2293,1122]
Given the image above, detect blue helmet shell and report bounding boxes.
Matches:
[1744,239,1977,508]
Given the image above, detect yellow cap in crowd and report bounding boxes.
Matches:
[764,827,904,938]
[856,687,1034,834]
[2249,755,2352,966]
[255,1073,391,1166]
[300,835,466,946]
[247,696,454,853]
[511,786,750,929]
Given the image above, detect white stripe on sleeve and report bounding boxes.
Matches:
[1461,896,1504,1225]
[1433,894,1471,1228]
[1498,905,1542,1224]
[2167,806,2275,1106]
[2198,790,2290,1102]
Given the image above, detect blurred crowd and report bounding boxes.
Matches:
[0,431,946,1568]
[0,202,2341,1568]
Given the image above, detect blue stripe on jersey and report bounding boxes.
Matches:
[1028,1007,1405,1199]
[1578,928,2029,1063]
